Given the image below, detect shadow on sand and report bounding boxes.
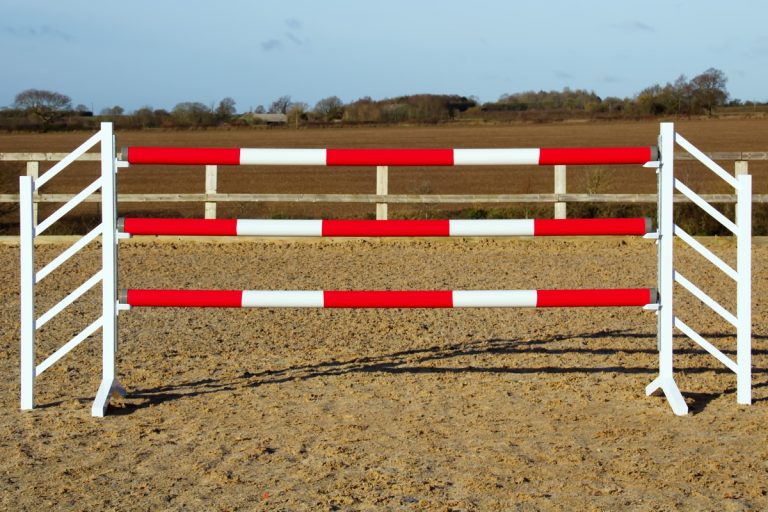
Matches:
[91,329,766,416]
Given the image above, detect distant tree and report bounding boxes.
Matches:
[668,75,693,117]
[269,95,292,114]
[171,102,213,127]
[690,68,728,116]
[100,105,125,116]
[313,96,345,121]
[287,102,308,127]
[14,88,72,130]
[215,97,237,120]
[313,96,344,121]
[253,105,266,114]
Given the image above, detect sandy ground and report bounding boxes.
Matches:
[0,236,766,510]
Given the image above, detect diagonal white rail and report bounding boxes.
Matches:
[674,271,737,327]
[35,177,103,235]
[673,225,738,281]
[674,179,737,234]
[35,271,103,329]
[673,317,738,373]
[36,224,103,282]
[675,134,739,188]
[35,131,102,188]
[36,317,103,375]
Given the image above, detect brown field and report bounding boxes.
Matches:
[0,118,766,233]
[1,120,767,509]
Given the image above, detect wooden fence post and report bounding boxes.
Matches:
[26,162,39,225]
[376,165,388,220]
[554,165,566,219]
[735,161,748,224]
[205,165,217,219]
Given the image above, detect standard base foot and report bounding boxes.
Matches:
[646,375,688,416]
[91,378,126,417]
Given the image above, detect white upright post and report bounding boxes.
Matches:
[19,175,36,410]
[646,122,688,415]
[554,165,566,219]
[92,123,122,417]
[736,172,752,404]
[205,165,217,219]
[376,165,388,220]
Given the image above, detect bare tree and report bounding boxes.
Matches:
[14,88,72,130]
[313,96,345,121]
[690,68,728,117]
[269,95,292,114]
[215,97,237,120]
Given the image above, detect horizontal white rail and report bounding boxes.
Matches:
[674,179,738,235]
[673,225,738,281]
[674,317,738,373]
[35,270,103,329]
[674,271,738,327]
[36,316,103,375]
[675,134,739,189]
[35,177,103,236]
[35,131,102,188]
[36,223,103,282]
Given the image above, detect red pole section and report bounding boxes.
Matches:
[321,220,450,237]
[536,288,655,307]
[323,290,454,308]
[125,289,243,307]
[533,218,651,236]
[326,149,454,166]
[121,218,238,236]
[538,147,655,165]
[126,147,240,165]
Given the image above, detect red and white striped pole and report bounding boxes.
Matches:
[123,147,658,166]
[119,217,652,237]
[121,288,656,308]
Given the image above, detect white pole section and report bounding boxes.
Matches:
[19,175,36,410]
[736,172,752,404]
[376,166,388,220]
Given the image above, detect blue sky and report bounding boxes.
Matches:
[1,0,766,112]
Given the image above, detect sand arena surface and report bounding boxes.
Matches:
[1,236,766,510]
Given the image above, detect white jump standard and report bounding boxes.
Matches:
[18,122,752,417]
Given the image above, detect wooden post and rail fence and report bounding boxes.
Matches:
[1,151,766,225]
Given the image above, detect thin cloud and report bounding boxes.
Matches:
[2,25,74,42]
[261,39,283,52]
[555,71,574,80]
[615,21,655,33]
[285,18,302,30]
[285,32,304,46]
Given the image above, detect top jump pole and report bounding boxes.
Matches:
[123,147,659,166]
